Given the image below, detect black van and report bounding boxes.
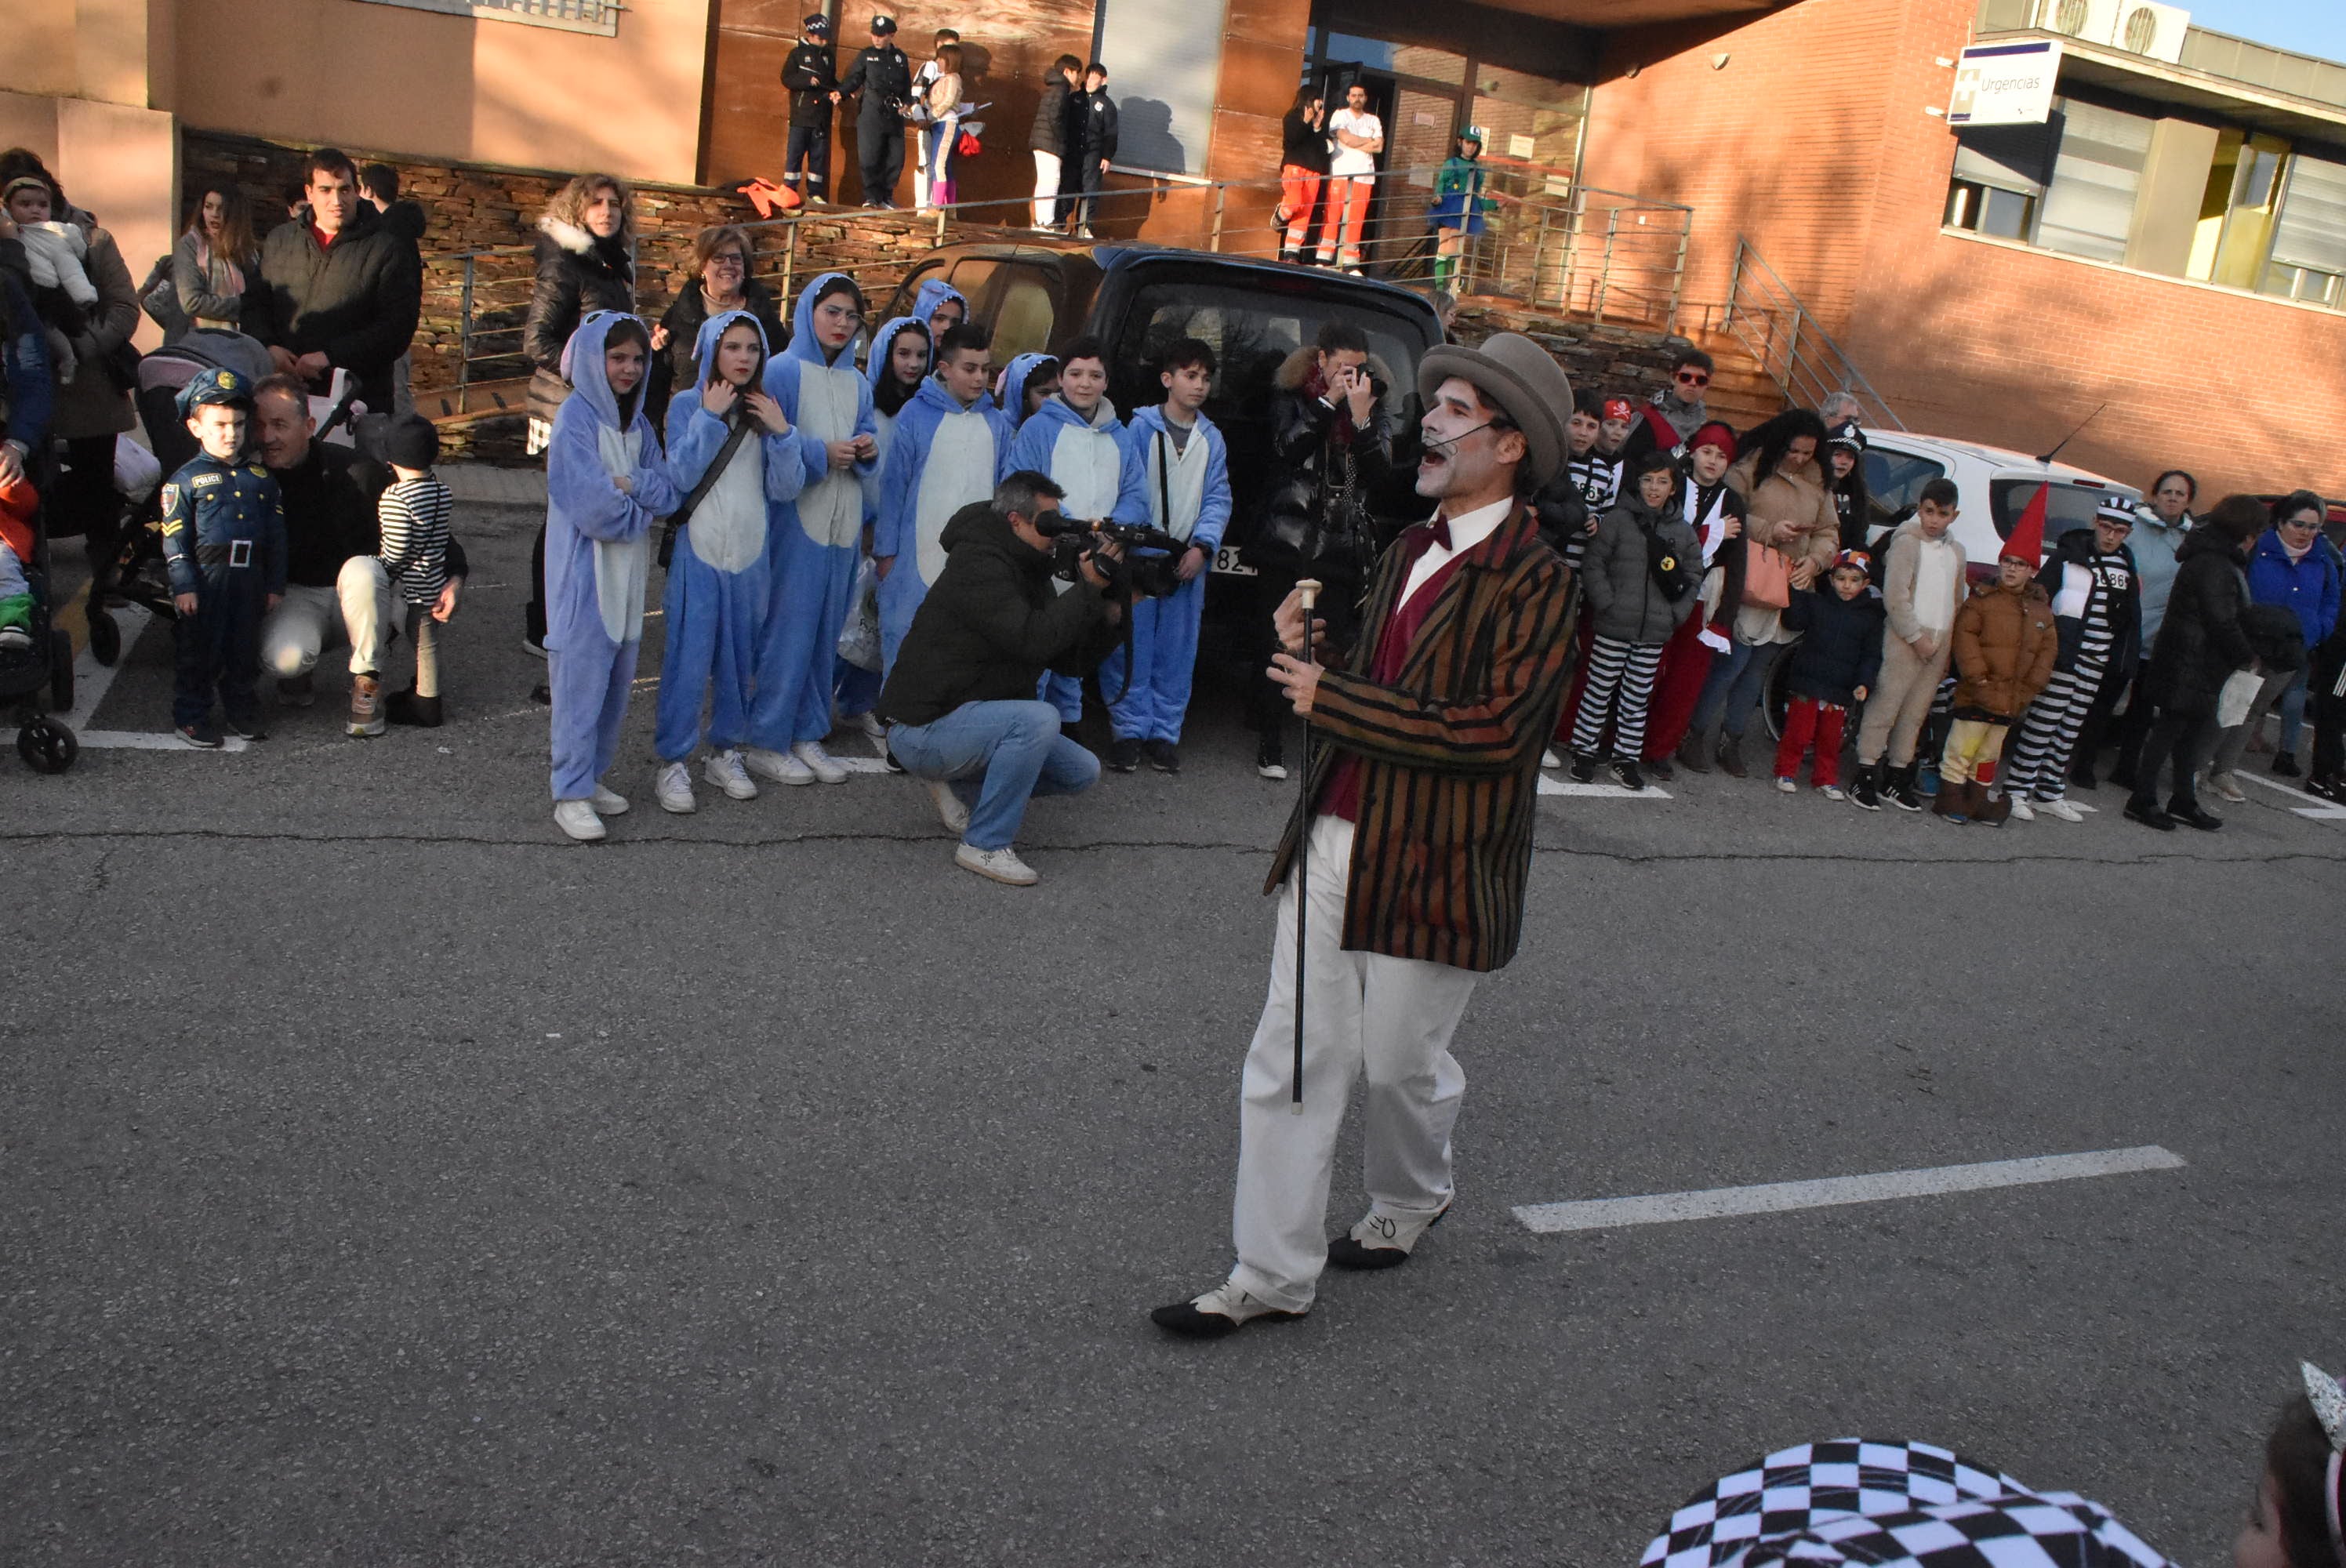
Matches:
[884,241,1444,585]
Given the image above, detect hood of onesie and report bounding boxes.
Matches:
[866,316,930,390]
[1028,390,1117,436]
[558,310,645,428]
[997,353,1056,429]
[689,307,771,390]
[910,278,968,328]
[785,272,865,368]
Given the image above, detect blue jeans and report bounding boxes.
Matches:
[1690,639,1785,740]
[2279,665,2311,755]
[888,699,1099,850]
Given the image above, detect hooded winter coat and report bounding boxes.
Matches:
[874,499,1124,728]
[1781,585,1886,708]
[1580,492,1703,644]
[2144,527,2255,715]
[2033,526,2142,677]
[2246,526,2342,654]
[252,201,419,423]
[525,216,634,420]
[1950,576,2057,719]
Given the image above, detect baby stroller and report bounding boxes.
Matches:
[0,476,81,772]
[91,332,358,666]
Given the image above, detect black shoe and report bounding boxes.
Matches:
[2124,799,2176,831]
[1255,736,1287,780]
[1716,734,1748,779]
[1149,1282,1303,1339]
[225,714,267,741]
[1143,739,1180,774]
[385,690,444,728]
[2272,751,2301,777]
[1646,755,1676,782]
[277,673,315,708]
[176,720,223,749]
[2169,800,2224,831]
[1567,753,1598,784]
[2308,775,2346,803]
[1886,765,1923,811]
[528,682,550,706]
[2068,763,2097,791]
[1610,759,1647,791]
[1850,764,1883,811]
[2108,764,2137,791]
[1106,737,1143,772]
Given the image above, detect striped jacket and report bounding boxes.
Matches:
[1268,504,1578,973]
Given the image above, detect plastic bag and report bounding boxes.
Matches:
[2217,667,2263,729]
[837,557,882,673]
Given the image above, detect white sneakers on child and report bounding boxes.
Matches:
[654,761,697,814]
[590,782,629,815]
[1541,748,1561,769]
[743,746,815,786]
[554,800,606,841]
[704,749,758,800]
[954,843,1039,886]
[2039,797,2084,822]
[851,711,886,742]
[792,739,848,784]
[2006,794,2036,822]
[928,779,971,835]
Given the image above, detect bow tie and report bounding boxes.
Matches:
[1418,514,1452,552]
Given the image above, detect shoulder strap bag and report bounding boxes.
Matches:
[658,416,756,570]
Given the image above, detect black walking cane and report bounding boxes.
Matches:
[1290,577,1322,1116]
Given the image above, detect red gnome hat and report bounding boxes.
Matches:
[2003,482,2050,565]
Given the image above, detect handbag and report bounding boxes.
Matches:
[657,415,756,570]
[1741,539,1792,610]
[1642,518,1698,602]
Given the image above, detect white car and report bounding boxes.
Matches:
[1857,431,2142,572]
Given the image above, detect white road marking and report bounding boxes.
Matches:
[2239,770,2346,821]
[1512,1145,2185,1235]
[78,729,251,753]
[1538,775,1672,800]
[60,604,250,752]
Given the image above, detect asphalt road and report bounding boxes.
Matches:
[4,500,2341,1566]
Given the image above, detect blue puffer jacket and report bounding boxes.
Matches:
[1782,585,1887,707]
[2246,527,2342,653]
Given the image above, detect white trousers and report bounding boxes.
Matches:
[1031,151,1061,227]
[259,557,395,679]
[1231,814,1479,1312]
[913,127,932,209]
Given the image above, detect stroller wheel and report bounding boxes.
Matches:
[88,608,120,667]
[18,717,78,774]
[49,629,74,712]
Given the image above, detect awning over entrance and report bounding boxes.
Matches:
[1982,29,2346,148]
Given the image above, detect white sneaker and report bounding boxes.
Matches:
[1541,748,1561,769]
[1775,775,1797,793]
[793,739,849,784]
[703,748,758,800]
[852,710,886,742]
[928,779,970,834]
[553,800,605,841]
[2006,794,2036,822]
[743,746,815,786]
[2039,796,2084,822]
[1818,784,1847,800]
[591,782,630,815]
[954,842,1038,886]
[2210,771,2247,803]
[653,761,698,814]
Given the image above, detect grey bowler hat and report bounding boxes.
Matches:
[1416,332,1573,488]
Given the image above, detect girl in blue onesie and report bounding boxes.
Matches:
[839,314,932,733]
[1106,339,1233,771]
[873,322,1009,675]
[909,277,968,343]
[997,352,1058,431]
[652,310,805,815]
[745,273,878,787]
[1010,338,1146,727]
[544,311,681,843]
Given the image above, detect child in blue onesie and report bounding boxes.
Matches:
[652,310,805,815]
[910,277,968,343]
[1011,335,1146,728]
[873,321,1008,675]
[840,314,932,735]
[1106,336,1231,774]
[744,273,879,787]
[997,351,1058,432]
[545,311,681,842]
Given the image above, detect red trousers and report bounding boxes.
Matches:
[1278,165,1322,254]
[1642,614,1717,763]
[1774,696,1849,786]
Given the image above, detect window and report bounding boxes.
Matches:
[1106,278,1429,434]
[1945,181,2036,238]
[350,0,617,34]
[1946,121,2052,239]
[2263,154,2346,307]
[1863,448,1948,529]
[2034,100,2152,263]
[1990,479,2112,543]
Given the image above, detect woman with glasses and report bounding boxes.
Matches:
[648,225,785,432]
[2208,491,2341,797]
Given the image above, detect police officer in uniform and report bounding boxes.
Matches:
[161,368,287,747]
[780,13,842,205]
[840,13,913,209]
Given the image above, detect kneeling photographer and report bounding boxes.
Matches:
[877,470,1131,887]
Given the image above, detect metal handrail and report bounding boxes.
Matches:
[1722,235,1906,430]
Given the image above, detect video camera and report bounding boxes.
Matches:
[1033,514,1194,599]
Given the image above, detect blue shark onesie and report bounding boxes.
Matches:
[1106,404,1232,744]
[750,274,880,751]
[1012,392,1148,722]
[842,316,931,719]
[655,310,807,764]
[545,311,681,800]
[997,351,1055,432]
[909,278,968,336]
[873,370,1009,674]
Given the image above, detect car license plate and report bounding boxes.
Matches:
[1211,546,1258,577]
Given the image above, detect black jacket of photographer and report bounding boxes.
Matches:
[877,501,1125,728]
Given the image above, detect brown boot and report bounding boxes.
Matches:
[1934,775,1971,821]
[1974,782,2012,826]
[1676,731,1712,774]
[348,673,386,738]
[1716,732,1748,779]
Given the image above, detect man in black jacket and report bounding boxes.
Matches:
[1066,62,1118,239]
[1029,53,1082,232]
[878,471,1128,887]
[254,148,420,422]
[841,15,915,209]
[781,14,843,205]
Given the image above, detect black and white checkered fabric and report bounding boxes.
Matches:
[1638,1439,2174,1568]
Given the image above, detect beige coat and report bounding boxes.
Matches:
[1730,453,1837,644]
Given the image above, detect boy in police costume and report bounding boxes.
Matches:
[162,368,286,747]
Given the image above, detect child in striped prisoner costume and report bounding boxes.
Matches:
[1567,447,1703,791]
[1999,496,2142,822]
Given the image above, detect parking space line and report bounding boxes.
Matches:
[2239,770,2346,822]
[1512,1145,2185,1235]
[1538,775,1673,801]
[60,604,249,753]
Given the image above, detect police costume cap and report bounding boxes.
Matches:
[1825,418,1867,453]
[870,13,896,32]
[803,10,828,29]
[1416,332,1572,488]
[176,366,254,419]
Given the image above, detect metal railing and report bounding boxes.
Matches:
[1721,236,1906,431]
[416,162,1695,415]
